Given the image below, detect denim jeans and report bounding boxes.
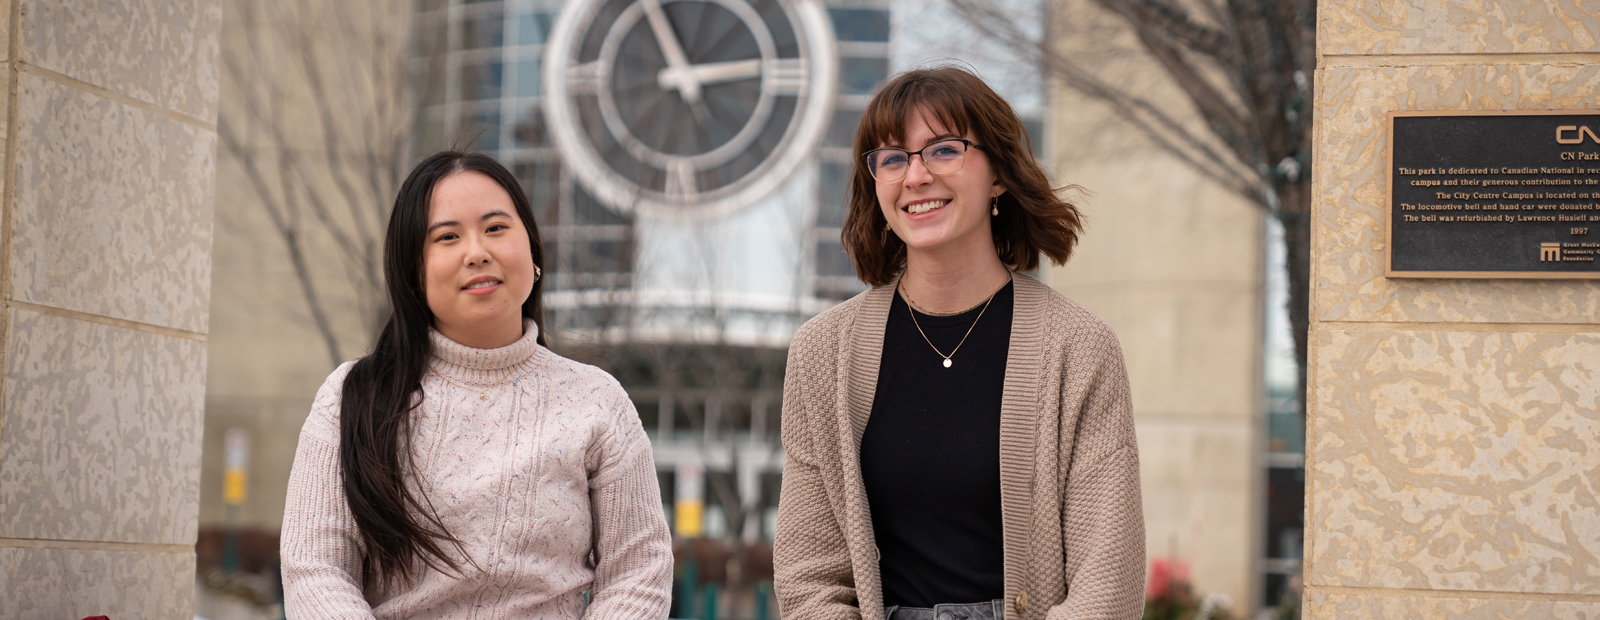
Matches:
[884,599,1005,620]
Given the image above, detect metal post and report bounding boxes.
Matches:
[222,428,250,573]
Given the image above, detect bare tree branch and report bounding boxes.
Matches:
[942,0,1316,414]
[218,119,346,366]
[1095,0,1237,65]
[1122,15,1252,162]
[949,0,1264,205]
[219,0,410,365]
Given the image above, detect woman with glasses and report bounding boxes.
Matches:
[773,67,1145,620]
[280,152,672,618]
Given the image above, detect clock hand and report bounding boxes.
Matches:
[690,100,711,126]
[640,0,702,104]
[658,59,762,89]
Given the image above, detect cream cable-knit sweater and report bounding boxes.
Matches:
[774,274,1145,620]
[281,320,673,619]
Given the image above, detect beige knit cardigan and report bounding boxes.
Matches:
[773,274,1145,620]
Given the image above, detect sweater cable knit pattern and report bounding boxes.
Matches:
[773,274,1145,620]
[281,320,673,619]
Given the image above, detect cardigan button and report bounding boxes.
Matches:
[1015,591,1028,615]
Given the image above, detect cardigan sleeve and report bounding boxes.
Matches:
[773,335,863,620]
[1048,327,1146,620]
[584,387,674,619]
[281,363,379,619]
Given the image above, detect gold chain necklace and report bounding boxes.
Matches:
[900,282,1001,369]
[902,288,993,317]
[429,361,523,400]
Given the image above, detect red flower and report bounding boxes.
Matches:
[1147,557,1191,600]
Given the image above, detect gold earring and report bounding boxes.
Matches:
[533,264,542,282]
[991,196,999,217]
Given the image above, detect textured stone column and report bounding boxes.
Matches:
[0,0,222,616]
[1305,2,1600,617]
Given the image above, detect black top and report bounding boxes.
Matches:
[859,280,1013,608]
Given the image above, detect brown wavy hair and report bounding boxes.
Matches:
[841,66,1084,285]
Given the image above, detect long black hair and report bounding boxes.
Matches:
[338,151,546,588]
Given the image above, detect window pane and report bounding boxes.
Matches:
[461,13,505,49]
[1021,116,1046,160]
[817,162,849,227]
[515,58,541,97]
[573,239,634,273]
[574,183,633,226]
[516,11,556,45]
[459,60,504,101]
[459,109,502,150]
[514,105,548,147]
[828,8,889,42]
[839,57,888,95]
[827,108,862,148]
[816,239,853,277]
[514,160,560,222]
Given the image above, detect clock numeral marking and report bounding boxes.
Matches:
[664,159,697,199]
[766,58,807,95]
[568,61,606,95]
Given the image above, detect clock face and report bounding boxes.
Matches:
[544,0,836,218]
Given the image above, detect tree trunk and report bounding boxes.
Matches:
[1274,177,1312,414]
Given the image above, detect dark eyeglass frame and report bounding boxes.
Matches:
[862,138,984,182]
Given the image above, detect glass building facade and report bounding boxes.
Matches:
[410,0,894,550]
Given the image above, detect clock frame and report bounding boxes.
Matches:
[544,0,837,219]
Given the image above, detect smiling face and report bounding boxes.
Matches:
[422,171,537,349]
[876,108,1004,260]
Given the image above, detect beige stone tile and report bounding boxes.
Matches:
[0,309,206,545]
[1307,328,1600,594]
[1311,65,1600,324]
[0,2,10,64]
[1319,0,1600,56]
[20,0,222,122]
[12,73,215,333]
[0,63,6,198]
[0,547,194,618]
[1305,591,1600,619]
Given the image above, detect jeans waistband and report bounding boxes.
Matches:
[884,599,1005,620]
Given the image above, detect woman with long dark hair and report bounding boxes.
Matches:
[281,152,672,617]
[773,67,1145,619]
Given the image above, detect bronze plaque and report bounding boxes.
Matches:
[1387,111,1600,278]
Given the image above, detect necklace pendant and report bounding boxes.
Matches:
[479,393,486,400]
[943,358,953,368]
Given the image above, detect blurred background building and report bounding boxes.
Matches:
[196,0,1300,618]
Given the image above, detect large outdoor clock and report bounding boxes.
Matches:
[544,0,836,218]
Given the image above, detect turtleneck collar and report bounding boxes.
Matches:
[428,318,541,381]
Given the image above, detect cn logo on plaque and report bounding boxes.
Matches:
[1388,111,1600,278]
[544,0,836,218]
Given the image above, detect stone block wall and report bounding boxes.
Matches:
[0,0,222,617]
[1306,1,1600,617]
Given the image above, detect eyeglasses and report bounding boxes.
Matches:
[863,139,982,182]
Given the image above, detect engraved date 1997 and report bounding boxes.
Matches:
[1575,228,1591,236]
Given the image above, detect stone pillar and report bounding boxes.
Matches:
[0,0,222,616]
[1306,2,1600,617]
